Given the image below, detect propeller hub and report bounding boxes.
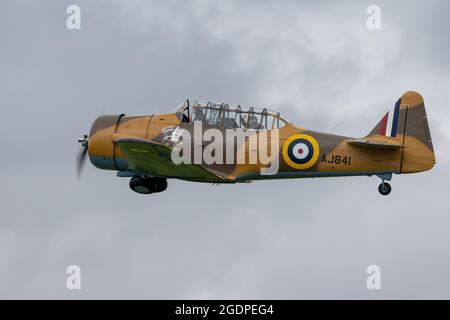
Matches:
[78,134,88,147]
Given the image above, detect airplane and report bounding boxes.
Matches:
[77,91,435,196]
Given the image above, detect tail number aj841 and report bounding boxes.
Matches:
[321,154,352,166]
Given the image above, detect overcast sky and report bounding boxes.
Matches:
[1,0,449,299]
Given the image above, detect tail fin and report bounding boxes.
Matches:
[367,91,436,173]
[368,97,405,138]
[368,111,389,136]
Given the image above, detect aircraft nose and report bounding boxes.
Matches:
[87,115,123,170]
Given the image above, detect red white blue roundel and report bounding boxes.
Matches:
[282,134,320,169]
[289,140,313,163]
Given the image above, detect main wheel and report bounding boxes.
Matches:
[154,178,168,193]
[129,176,156,194]
[378,182,392,196]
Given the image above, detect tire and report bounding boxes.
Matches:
[378,182,392,196]
[154,178,168,193]
[130,176,155,194]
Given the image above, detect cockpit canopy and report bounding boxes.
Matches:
[175,100,289,130]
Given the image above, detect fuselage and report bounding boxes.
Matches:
[86,112,434,183]
[79,92,435,196]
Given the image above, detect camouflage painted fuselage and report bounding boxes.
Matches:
[86,91,435,183]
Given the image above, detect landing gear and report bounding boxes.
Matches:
[378,182,391,196]
[376,173,392,196]
[129,176,168,194]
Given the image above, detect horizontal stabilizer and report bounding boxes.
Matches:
[348,139,404,150]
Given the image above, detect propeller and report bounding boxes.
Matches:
[76,134,88,178]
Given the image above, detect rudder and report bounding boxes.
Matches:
[397,91,435,173]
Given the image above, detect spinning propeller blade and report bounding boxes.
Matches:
[76,134,88,178]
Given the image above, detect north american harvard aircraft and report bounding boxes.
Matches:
[77,91,435,196]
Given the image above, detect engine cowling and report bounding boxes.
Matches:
[88,114,151,171]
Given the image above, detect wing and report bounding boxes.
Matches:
[348,139,404,150]
[116,138,230,183]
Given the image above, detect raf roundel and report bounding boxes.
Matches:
[282,134,320,170]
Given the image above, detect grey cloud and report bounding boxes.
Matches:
[0,0,449,299]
